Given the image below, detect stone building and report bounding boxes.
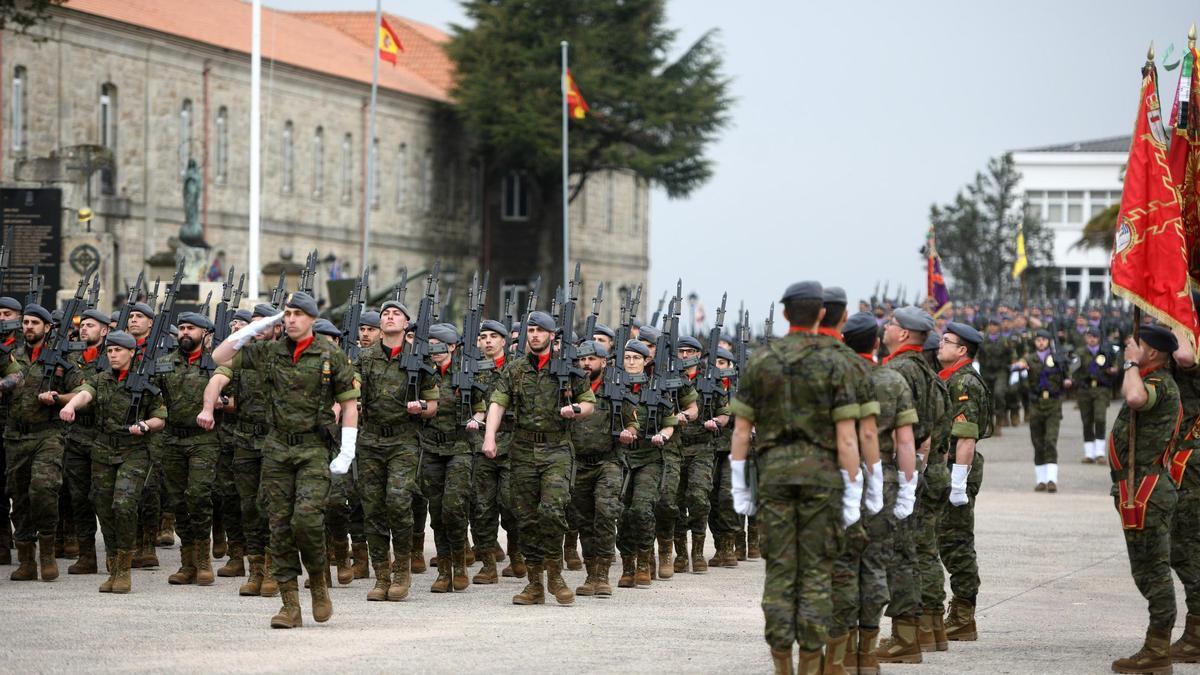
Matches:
[0,0,649,321]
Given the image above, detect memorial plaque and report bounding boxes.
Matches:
[0,188,62,306]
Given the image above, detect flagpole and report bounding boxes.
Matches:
[561,40,570,292]
[248,0,261,299]
[363,0,381,279]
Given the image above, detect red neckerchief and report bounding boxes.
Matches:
[818,327,842,339]
[136,337,147,348]
[2,335,14,347]
[590,376,603,393]
[938,358,972,381]
[530,351,550,371]
[82,345,100,363]
[686,369,698,382]
[721,377,731,390]
[292,335,314,364]
[857,352,876,363]
[116,369,129,382]
[788,326,815,335]
[632,383,641,394]
[438,360,452,376]
[882,343,923,365]
[30,344,42,362]
[493,354,506,369]
[387,341,404,359]
[186,348,203,366]
[1141,363,1165,378]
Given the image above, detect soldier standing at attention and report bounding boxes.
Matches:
[59,330,166,594]
[1168,329,1200,663]
[482,310,596,606]
[729,281,865,675]
[1074,326,1118,464]
[61,308,110,575]
[1108,324,1180,674]
[212,292,359,628]
[1015,329,1071,492]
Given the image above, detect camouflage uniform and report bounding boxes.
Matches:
[1171,363,1200,617]
[936,361,988,607]
[616,398,676,557]
[0,333,16,557]
[214,385,244,559]
[570,381,631,560]
[62,348,105,555]
[356,341,437,565]
[1024,348,1067,466]
[674,375,730,543]
[214,364,271,559]
[232,335,359,583]
[1074,344,1117,444]
[471,355,518,560]
[729,330,863,652]
[420,362,473,560]
[489,353,596,566]
[653,381,698,546]
[977,334,1012,426]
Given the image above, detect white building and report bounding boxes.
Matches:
[1012,136,1128,303]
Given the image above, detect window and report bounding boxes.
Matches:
[632,177,641,232]
[501,172,529,221]
[214,106,228,184]
[99,82,118,195]
[605,172,614,232]
[179,99,193,176]
[370,138,380,209]
[396,143,408,207]
[1024,190,1044,221]
[11,66,26,153]
[341,132,353,204]
[422,148,434,213]
[1066,190,1083,223]
[312,126,324,199]
[281,120,294,195]
[1046,190,1064,223]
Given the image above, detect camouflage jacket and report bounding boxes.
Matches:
[730,331,863,489]
[977,335,1013,378]
[489,351,596,435]
[676,370,732,455]
[474,353,512,456]
[64,345,107,442]
[1023,349,1068,400]
[73,368,168,465]
[1073,343,1120,389]
[2,342,83,439]
[356,339,437,443]
[1111,366,1183,500]
[942,361,990,441]
[216,354,271,437]
[625,394,677,468]
[884,346,950,453]
[570,378,635,459]
[1172,363,1200,489]
[867,359,918,474]
[153,349,218,441]
[421,359,470,456]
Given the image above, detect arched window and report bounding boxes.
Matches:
[179,99,193,176]
[502,172,529,221]
[214,106,228,184]
[395,142,408,208]
[312,126,324,199]
[281,120,294,195]
[11,66,26,153]
[99,82,118,194]
[341,132,353,204]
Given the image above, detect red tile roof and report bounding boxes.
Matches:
[62,0,453,102]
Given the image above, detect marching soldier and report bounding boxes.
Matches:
[358,310,381,349]
[1014,329,1071,492]
[212,309,250,580]
[61,307,110,575]
[1074,326,1118,464]
[1170,329,1200,663]
[978,318,1012,435]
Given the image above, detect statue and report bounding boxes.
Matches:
[180,158,207,248]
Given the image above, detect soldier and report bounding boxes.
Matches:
[1014,329,1072,492]
[591,323,615,353]
[706,348,744,569]
[212,292,359,628]
[935,321,990,643]
[1108,324,1180,673]
[2,303,84,581]
[1170,328,1200,663]
[354,299,438,602]
[0,295,21,564]
[1074,326,1118,464]
[482,310,596,606]
[212,309,250,580]
[978,318,1012,435]
[728,280,867,674]
[58,330,167,593]
[358,310,381,349]
[125,301,174,550]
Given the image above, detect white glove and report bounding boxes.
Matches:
[730,458,756,516]
[840,468,864,527]
[894,470,918,520]
[949,463,970,507]
[864,461,884,515]
[229,311,284,349]
[1008,370,1020,386]
[329,427,358,475]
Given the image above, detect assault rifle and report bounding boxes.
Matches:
[269,270,287,309]
[501,291,514,335]
[452,271,493,422]
[514,275,541,356]
[549,263,584,404]
[761,302,774,346]
[659,280,686,398]
[114,272,144,332]
[392,267,408,304]
[549,286,562,329]
[341,267,369,361]
[199,290,213,318]
[201,267,237,372]
[86,272,100,310]
[603,284,641,437]
[650,290,667,328]
[583,283,603,340]
[146,278,161,312]
[696,293,727,434]
[38,267,94,391]
[232,273,246,311]
[298,250,318,296]
[402,261,440,403]
[125,260,185,425]
[25,265,44,307]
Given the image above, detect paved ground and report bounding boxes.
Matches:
[0,399,1191,673]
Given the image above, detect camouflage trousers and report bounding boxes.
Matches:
[916,457,951,610]
[472,451,518,552]
[215,443,244,546]
[938,453,985,602]
[570,456,622,559]
[233,450,269,557]
[654,447,682,541]
[4,430,64,542]
[413,492,429,546]
[759,483,842,652]
[261,442,330,582]
[420,451,472,558]
[137,436,165,545]
[0,436,9,549]
[509,442,572,566]
[675,451,715,537]
[833,485,894,634]
[1029,398,1062,465]
[162,435,219,547]
[359,440,419,564]
[63,437,98,541]
[1116,482,1178,631]
[1171,486,1200,615]
[617,461,663,556]
[92,447,152,552]
[1077,386,1111,443]
[708,451,741,538]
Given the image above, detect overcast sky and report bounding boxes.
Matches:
[271,0,1196,331]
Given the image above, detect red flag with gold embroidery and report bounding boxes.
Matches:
[565,70,589,120]
[1167,45,1200,287]
[379,17,403,66]
[1111,61,1199,341]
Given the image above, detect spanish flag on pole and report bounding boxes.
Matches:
[379,18,403,66]
[565,70,589,120]
[1012,224,1028,279]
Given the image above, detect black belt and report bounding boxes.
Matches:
[514,428,568,444]
[168,425,210,439]
[575,451,616,465]
[107,432,149,449]
[272,430,321,446]
[76,413,97,427]
[422,428,451,444]
[364,422,407,438]
[238,422,268,436]
[11,420,56,435]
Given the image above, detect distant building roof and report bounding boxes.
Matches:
[1017,136,1131,153]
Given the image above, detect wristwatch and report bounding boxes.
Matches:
[1123,360,1140,371]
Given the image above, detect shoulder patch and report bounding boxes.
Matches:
[955,413,967,422]
[958,394,969,401]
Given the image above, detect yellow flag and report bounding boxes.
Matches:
[1012,226,1028,279]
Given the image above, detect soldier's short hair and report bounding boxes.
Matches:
[783,298,822,328]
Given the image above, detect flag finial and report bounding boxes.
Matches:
[1189,24,1196,51]
[1147,41,1155,64]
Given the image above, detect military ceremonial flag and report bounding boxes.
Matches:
[565,70,589,120]
[1168,35,1200,287]
[926,228,951,317]
[1110,58,1200,341]
[379,17,403,65]
[1012,225,1028,279]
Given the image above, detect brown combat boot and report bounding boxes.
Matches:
[270,580,303,629]
[1010,410,1021,427]
[351,542,370,579]
[218,543,246,578]
[1172,614,1200,663]
[333,540,353,585]
[492,544,506,562]
[111,549,134,594]
[212,522,227,559]
[708,534,724,567]
[99,554,117,593]
[931,606,949,650]
[673,532,688,574]
[594,556,613,597]
[308,566,332,623]
[691,532,708,574]
[430,556,452,593]
[723,534,740,568]
[545,558,574,605]
[576,557,598,596]
[917,610,936,652]
[464,544,475,567]
[502,550,527,579]
[875,617,923,663]
[618,554,637,588]
[823,632,850,674]
[1112,627,1173,674]
[368,562,391,601]
[194,540,215,586]
[796,649,822,675]
[858,627,882,675]
[945,596,978,641]
[10,541,37,581]
[994,413,1005,437]
[657,537,674,579]
[512,564,546,605]
[844,629,859,673]
[388,556,411,601]
[240,555,266,596]
[635,549,653,587]
[157,513,176,547]
[451,549,469,591]
[69,536,98,574]
[473,549,498,585]
[770,648,794,675]
[64,530,80,558]
[169,544,197,585]
[38,534,59,581]
[135,524,160,567]
[747,521,761,560]
[411,532,427,574]
[260,551,280,597]
[563,530,583,571]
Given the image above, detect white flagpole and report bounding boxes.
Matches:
[248,0,261,299]
[363,0,381,278]
[560,41,569,291]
